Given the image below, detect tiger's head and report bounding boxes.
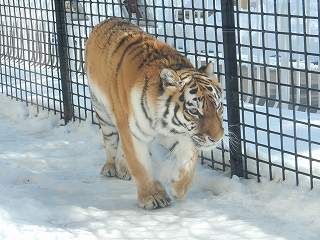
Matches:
[156,62,224,150]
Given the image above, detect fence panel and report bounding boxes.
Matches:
[1,0,319,189]
[0,0,63,115]
[233,0,320,188]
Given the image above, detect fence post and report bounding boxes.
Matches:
[221,0,244,177]
[54,0,73,124]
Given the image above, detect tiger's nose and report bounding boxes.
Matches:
[207,131,224,143]
[208,136,220,143]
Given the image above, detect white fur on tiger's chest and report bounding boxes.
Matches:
[129,87,158,142]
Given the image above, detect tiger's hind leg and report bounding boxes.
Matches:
[97,113,131,180]
[92,97,131,180]
[90,91,118,178]
[114,142,132,180]
[96,110,118,178]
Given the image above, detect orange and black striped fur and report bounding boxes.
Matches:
[85,18,224,209]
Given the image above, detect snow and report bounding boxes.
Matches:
[1,94,320,239]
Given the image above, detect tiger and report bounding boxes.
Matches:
[85,18,224,209]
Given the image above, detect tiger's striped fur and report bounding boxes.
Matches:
[85,18,224,209]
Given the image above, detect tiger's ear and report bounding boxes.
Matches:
[199,61,214,77]
[160,68,178,88]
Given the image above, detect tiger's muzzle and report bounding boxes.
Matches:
[191,132,224,150]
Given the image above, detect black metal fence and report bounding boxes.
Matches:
[1,0,319,189]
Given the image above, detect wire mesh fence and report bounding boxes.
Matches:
[0,0,63,114]
[234,0,320,189]
[1,0,319,189]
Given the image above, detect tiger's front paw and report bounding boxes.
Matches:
[138,181,171,209]
[100,162,116,177]
[170,177,192,201]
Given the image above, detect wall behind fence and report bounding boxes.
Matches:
[1,0,320,189]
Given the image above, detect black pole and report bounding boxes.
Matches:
[221,0,243,177]
[54,0,73,124]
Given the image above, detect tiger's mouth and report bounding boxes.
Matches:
[191,135,221,150]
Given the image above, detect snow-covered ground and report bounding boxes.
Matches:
[1,94,320,239]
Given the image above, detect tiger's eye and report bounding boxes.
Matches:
[188,108,199,116]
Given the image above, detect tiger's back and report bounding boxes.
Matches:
[86,18,193,119]
[85,18,224,209]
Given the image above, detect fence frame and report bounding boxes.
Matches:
[221,0,243,177]
[54,0,73,124]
